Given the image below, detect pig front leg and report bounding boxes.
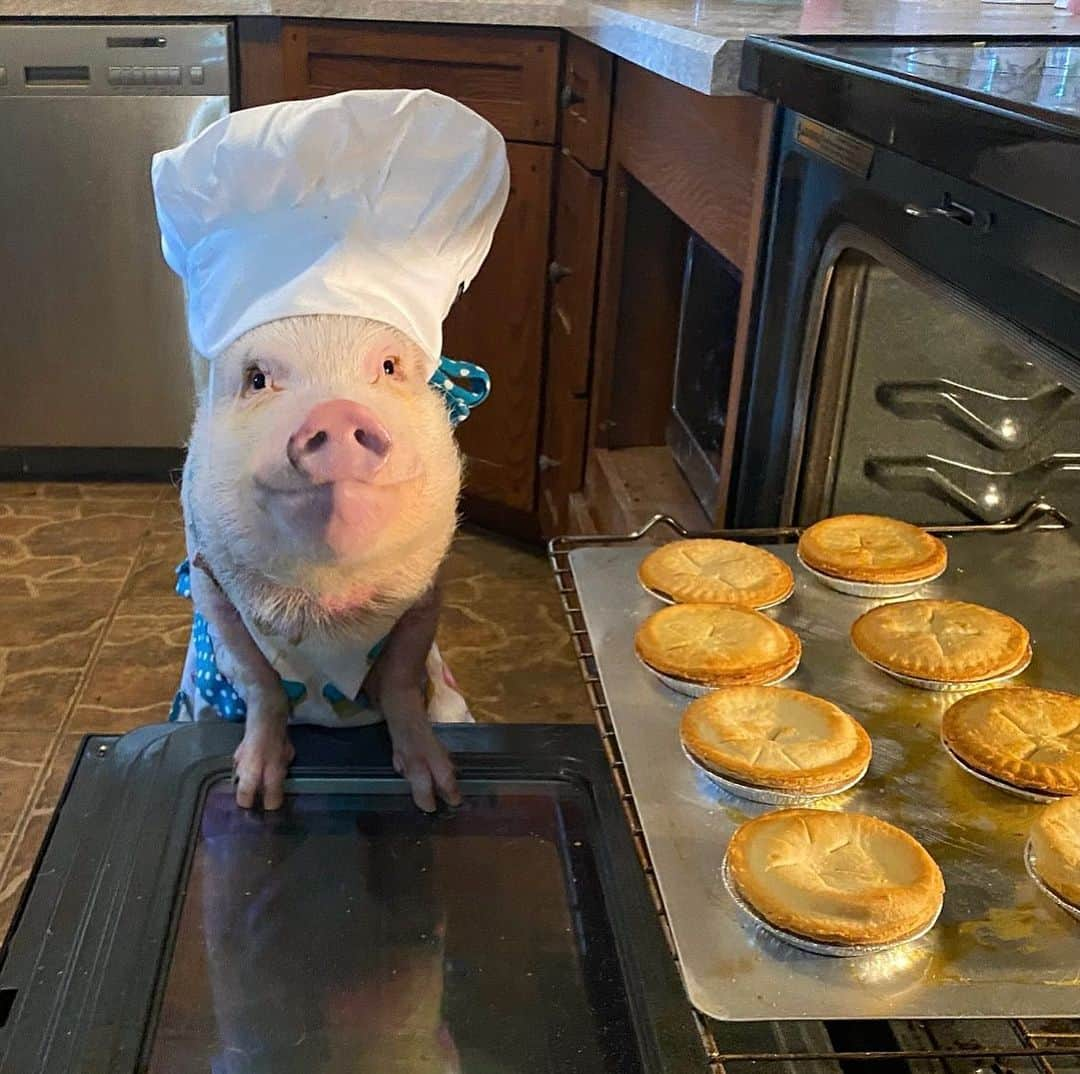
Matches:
[364,582,463,813]
[188,555,294,810]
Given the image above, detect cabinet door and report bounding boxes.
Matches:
[444,143,554,514]
[282,21,560,143]
[539,152,603,534]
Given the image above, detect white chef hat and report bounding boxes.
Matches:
[151,88,509,376]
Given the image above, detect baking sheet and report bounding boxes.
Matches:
[568,528,1080,1021]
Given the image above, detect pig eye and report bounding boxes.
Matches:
[244,366,268,393]
[382,358,397,377]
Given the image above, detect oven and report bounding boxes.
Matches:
[732,39,1080,529]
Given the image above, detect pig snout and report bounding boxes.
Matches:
[287,400,392,484]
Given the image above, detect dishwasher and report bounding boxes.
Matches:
[0,24,232,477]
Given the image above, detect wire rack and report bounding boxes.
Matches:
[548,504,1079,1074]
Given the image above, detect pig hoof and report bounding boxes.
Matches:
[233,733,296,811]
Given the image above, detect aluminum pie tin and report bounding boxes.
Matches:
[943,743,1064,803]
[1025,841,1080,922]
[681,743,868,805]
[864,646,1033,692]
[638,654,800,698]
[640,580,795,611]
[796,553,946,599]
[721,854,943,957]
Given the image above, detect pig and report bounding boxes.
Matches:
[175,314,469,812]
[153,88,510,814]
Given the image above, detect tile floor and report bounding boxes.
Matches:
[0,482,589,939]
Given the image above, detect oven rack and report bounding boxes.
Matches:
[548,503,1077,1074]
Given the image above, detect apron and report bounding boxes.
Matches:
[170,560,471,727]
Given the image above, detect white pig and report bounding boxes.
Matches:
[152,90,509,811]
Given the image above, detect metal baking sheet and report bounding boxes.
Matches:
[568,528,1080,1021]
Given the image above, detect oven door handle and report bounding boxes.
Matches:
[904,197,992,233]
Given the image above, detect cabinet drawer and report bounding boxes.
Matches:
[445,143,555,513]
[559,36,613,172]
[548,152,603,399]
[283,21,561,143]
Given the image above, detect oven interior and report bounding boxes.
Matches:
[796,233,1080,526]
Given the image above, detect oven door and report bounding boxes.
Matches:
[0,723,702,1073]
[730,107,1080,528]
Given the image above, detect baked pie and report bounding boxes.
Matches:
[942,687,1080,796]
[635,604,801,689]
[851,599,1030,685]
[1029,794,1080,909]
[638,539,794,608]
[680,686,871,795]
[725,808,945,946]
[798,515,947,585]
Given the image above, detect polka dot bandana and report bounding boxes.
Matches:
[429,356,490,427]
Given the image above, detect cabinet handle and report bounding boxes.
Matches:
[560,83,585,110]
[539,454,561,471]
[548,260,573,284]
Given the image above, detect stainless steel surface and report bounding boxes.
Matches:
[567,525,1080,1021]
[797,228,1080,526]
[0,25,230,451]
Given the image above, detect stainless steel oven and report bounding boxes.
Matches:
[733,39,1080,528]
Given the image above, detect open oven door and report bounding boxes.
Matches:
[0,723,703,1073]
[733,36,1080,530]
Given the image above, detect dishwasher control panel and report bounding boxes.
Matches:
[0,23,231,97]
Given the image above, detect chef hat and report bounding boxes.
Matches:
[151,89,509,376]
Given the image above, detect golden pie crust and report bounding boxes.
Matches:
[851,599,1030,684]
[798,515,947,584]
[942,687,1080,796]
[635,604,801,687]
[680,687,871,794]
[638,539,795,608]
[726,808,945,946]
[1030,795,1080,908]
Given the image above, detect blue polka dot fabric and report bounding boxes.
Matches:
[191,611,248,721]
[429,356,490,427]
[171,560,383,723]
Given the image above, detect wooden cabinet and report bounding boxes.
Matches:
[444,143,554,514]
[539,152,603,534]
[282,22,560,143]
[536,37,614,537]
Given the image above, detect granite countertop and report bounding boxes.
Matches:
[0,0,1076,94]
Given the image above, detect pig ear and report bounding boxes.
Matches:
[429,357,491,427]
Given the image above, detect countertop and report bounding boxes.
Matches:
[0,0,1076,95]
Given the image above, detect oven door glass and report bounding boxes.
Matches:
[799,234,1080,524]
[145,780,643,1074]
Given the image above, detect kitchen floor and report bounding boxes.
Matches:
[0,482,589,939]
